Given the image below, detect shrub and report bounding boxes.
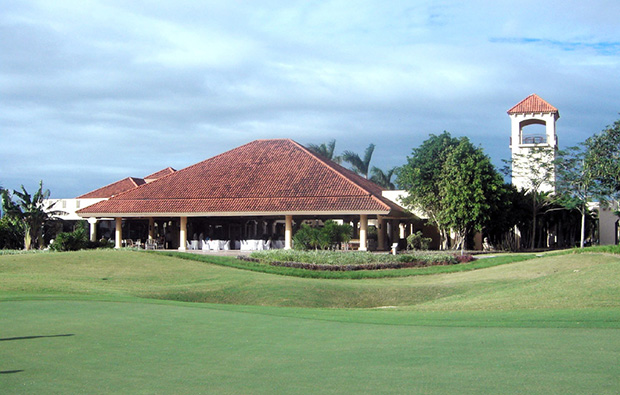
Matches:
[249,249,475,271]
[0,216,25,250]
[406,231,432,250]
[50,228,114,251]
[50,226,88,252]
[293,221,352,250]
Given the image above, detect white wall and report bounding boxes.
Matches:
[43,198,106,221]
[597,201,619,245]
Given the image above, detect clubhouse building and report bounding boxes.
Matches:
[76,139,420,251]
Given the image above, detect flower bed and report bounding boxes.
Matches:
[243,250,475,271]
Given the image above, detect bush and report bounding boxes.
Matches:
[293,221,352,250]
[0,216,25,250]
[406,231,432,250]
[50,225,114,252]
[50,226,88,252]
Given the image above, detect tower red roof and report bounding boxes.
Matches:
[507,94,559,115]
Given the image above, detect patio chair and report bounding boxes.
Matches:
[145,239,157,250]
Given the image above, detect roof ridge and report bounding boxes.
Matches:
[99,140,289,202]
[144,166,176,179]
[291,140,391,211]
[76,176,144,198]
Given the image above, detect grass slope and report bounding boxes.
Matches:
[1,250,619,309]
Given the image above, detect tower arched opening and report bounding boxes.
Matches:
[519,121,547,145]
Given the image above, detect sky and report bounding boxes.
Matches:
[2,0,619,198]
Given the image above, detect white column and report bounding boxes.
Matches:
[148,217,155,240]
[284,215,293,250]
[88,217,98,242]
[179,216,187,251]
[359,214,368,251]
[115,217,122,249]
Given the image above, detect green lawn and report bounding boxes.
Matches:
[1,249,619,393]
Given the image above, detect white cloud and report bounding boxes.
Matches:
[1,0,619,196]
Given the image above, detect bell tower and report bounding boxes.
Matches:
[508,94,559,193]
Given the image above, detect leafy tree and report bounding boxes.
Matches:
[342,143,375,178]
[555,145,599,248]
[439,138,506,253]
[503,147,556,250]
[396,132,460,249]
[585,119,620,203]
[1,181,63,250]
[307,139,342,164]
[398,133,506,252]
[370,166,397,189]
[484,185,529,251]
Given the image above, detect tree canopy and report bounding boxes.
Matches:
[439,138,505,252]
[397,132,506,250]
[585,119,620,199]
[342,143,375,178]
[555,145,599,248]
[370,166,397,189]
[1,181,63,250]
[306,139,342,164]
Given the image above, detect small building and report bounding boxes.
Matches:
[45,168,175,239]
[77,139,413,251]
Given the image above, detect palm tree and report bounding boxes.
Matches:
[370,166,397,189]
[306,139,342,164]
[342,143,375,178]
[2,181,63,250]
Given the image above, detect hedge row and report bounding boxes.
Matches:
[238,254,475,271]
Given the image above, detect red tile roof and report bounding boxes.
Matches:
[78,139,403,216]
[77,177,146,199]
[507,94,559,115]
[144,167,176,182]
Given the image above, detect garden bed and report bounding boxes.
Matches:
[244,250,475,271]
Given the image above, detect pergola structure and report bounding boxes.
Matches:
[77,139,412,251]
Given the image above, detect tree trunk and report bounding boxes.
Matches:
[580,205,586,248]
[438,228,448,250]
[23,224,32,251]
[460,227,467,256]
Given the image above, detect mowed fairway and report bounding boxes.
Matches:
[1,250,620,394]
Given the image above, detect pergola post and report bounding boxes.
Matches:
[284,215,293,250]
[179,216,187,251]
[114,217,122,249]
[148,217,155,240]
[377,216,386,251]
[88,217,98,242]
[359,214,368,251]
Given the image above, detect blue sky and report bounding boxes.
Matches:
[2,0,619,197]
